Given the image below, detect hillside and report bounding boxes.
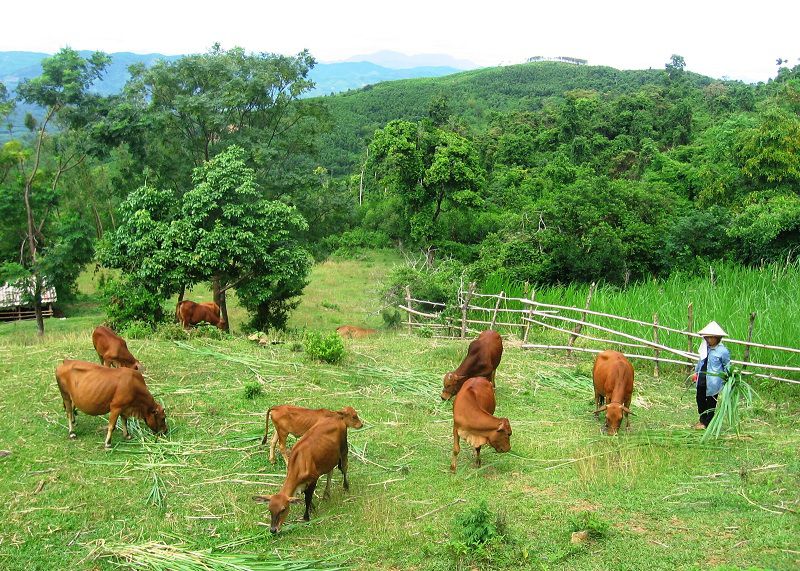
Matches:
[315,61,719,175]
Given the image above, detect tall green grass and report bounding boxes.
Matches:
[474,261,800,372]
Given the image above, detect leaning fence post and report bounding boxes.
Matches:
[490,291,504,330]
[405,285,413,335]
[653,313,661,378]
[461,282,475,339]
[523,290,536,344]
[743,312,756,369]
[567,282,596,356]
[686,302,694,368]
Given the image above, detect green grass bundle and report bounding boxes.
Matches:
[99,540,346,570]
[701,368,757,442]
[303,330,345,364]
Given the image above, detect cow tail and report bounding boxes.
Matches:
[261,408,272,446]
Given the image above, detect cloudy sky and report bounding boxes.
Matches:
[3,0,797,82]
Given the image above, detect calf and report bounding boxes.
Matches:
[176,300,226,330]
[92,326,142,370]
[262,405,363,464]
[253,416,350,533]
[442,330,503,400]
[336,325,378,339]
[592,350,634,435]
[450,377,512,472]
[55,360,167,448]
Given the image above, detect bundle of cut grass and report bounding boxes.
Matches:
[701,368,757,442]
[99,540,347,570]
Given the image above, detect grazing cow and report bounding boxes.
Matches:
[92,326,142,370]
[262,405,363,464]
[176,300,226,330]
[253,416,350,533]
[593,350,634,436]
[55,360,167,448]
[336,325,378,339]
[450,377,512,472]
[441,330,503,400]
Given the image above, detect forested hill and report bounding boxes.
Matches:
[316,61,724,175]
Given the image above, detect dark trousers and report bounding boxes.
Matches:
[696,374,717,426]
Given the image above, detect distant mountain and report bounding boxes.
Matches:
[341,50,477,70]
[0,51,462,139]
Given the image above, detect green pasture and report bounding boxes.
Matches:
[0,253,798,570]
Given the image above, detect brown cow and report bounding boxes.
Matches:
[593,350,634,436]
[176,300,226,330]
[450,377,512,472]
[261,405,363,464]
[441,330,503,400]
[55,360,167,448]
[92,326,142,370]
[336,325,378,339]
[253,416,350,533]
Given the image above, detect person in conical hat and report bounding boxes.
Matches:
[692,321,731,429]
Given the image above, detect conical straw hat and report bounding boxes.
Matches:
[698,321,727,337]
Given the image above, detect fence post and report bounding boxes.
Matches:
[523,290,536,344]
[461,282,475,339]
[567,282,596,356]
[653,313,660,378]
[743,312,756,369]
[490,291,504,330]
[686,302,694,367]
[405,285,413,335]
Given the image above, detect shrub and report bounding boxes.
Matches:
[121,320,154,339]
[381,307,402,329]
[415,326,434,338]
[448,501,508,562]
[303,330,345,364]
[100,277,166,330]
[243,381,263,400]
[153,322,189,340]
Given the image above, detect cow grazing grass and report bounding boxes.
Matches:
[0,253,798,570]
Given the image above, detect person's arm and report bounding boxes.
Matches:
[721,346,731,374]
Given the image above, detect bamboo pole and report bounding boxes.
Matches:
[743,312,756,369]
[687,302,694,359]
[527,316,649,348]
[490,291,504,329]
[567,282,595,356]
[653,314,660,378]
[461,282,475,339]
[523,290,536,344]
[397,305,440,319]
[405,286,413,335]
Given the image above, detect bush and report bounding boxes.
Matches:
[381,307,402,329]
[120,320,154,339]
[303,330,346,364]
[243,381,263,400]
[100,277,166,330]
[448,501,508,562]
[153,322,189,340]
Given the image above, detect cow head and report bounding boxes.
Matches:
[441,372,463,400]
[488,418,512,452]
[254,493,303,534]
[216,319,227,331]
[144,404,168,435]
[594,403,631,436]
[337,406,363,429]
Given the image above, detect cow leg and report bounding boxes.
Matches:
[120,415,132,440]
[323,471,332,499]
[450,427,461,473]
[474,446,482,468]
[278,431,290,465]
[339,432,349,491]
[594,393,604,416]
[105,409,121,449]
[268,431,280,464]
[303,480,317,521]
[625,396,632,430]
[56,376,77,439]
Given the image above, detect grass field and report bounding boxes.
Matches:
[1,252,798,570]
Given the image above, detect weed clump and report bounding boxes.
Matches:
[243,381,263,400]
[448,500,508,563]
[568,511,610,540]
[303,330,345,364]
[120,320,154,339]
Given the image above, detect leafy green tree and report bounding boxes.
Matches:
[7,48,109,334]
[367,120,484,261]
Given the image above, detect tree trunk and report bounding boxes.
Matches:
[24,182,44,337]
[175,284,186,322]
[212,276,230,332]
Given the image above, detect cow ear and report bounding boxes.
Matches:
[496,423,505,432]
[252,495,272,503]
[288,496,303,504]
[594,405,608,413]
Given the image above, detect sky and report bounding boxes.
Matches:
[3,0,798,83]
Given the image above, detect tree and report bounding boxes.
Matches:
[367,120,484,262]
[101,146,311,331]
[10,48,110,335]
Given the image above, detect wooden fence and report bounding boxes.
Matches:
[398,282,800,385]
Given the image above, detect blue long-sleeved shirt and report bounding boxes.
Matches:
[695,343,731,397]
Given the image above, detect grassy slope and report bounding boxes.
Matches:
[0,252,798,570]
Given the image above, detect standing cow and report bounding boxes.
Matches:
[55,360,167,448]
[450,377,512,472]
[92,326,142,370]
[593,350,634,435]
[176,300,226,330]
[442,330,503,400]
